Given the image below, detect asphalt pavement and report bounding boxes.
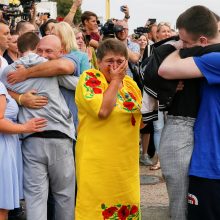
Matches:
[140,156,170,220]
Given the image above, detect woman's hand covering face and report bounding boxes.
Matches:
[109,59,128,82]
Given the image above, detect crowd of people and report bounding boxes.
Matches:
[0,0,220,220]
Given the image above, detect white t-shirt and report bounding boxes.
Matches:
[0,55,8,77]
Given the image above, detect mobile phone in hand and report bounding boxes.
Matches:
[120,5,126,12]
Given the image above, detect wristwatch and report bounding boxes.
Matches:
[125,15,130,19]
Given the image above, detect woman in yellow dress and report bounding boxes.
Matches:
[75,38,142,220]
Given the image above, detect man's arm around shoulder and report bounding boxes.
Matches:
[7,58,76,84]
[158,50,203,79]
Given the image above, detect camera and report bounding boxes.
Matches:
[133,27,149,39]
[0,4,21,20]
[101,19,124,39]
[135,27,149,34]
[0,0,41,25]
[146,18,156,26]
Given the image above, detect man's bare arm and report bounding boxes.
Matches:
[122,5,130,22]
[64,0,82,25]
[7,58,75,84]
[29,4,37,27]
[158,50,203,79]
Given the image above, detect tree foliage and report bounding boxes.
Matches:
[55,0,82,25]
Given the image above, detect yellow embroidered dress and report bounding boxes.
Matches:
[75,69,142,220]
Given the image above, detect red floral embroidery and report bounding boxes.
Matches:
[130,205,138,215]
[102,207,118,219]
[86,71,96,77]
[118,205,130,220]
[123,101,135,111]
[101,203,139,219]
[86,77,101,88]
[93,87,102,94]
[128,92,136,101]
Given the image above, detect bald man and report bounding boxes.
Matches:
[7,31,80,130]
[1,33,76,220]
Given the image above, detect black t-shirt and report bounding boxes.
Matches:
[3,51,14,65]
[167,79,200,118]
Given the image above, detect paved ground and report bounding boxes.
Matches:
[140,157,170,220]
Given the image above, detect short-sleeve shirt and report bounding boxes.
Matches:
[0,56,8,77]
[60,53,81,128]
[189,52,220,179]
[127,39,140,78]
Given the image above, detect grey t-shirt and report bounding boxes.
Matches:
[1,53,75,139]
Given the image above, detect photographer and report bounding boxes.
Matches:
[115,19,140,78]
[0,0,40,31]
[100,19,123,40]
[132,26,151,58]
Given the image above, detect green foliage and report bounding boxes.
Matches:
[55,0,82,25]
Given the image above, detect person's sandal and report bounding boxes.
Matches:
[150,161,160,170]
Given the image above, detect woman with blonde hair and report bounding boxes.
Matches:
[52,21,90,129]
[156,22,172,42]
[74,27,98,69]
[52,21,90,74]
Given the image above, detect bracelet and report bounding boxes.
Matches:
[18,94,23,106]
[69,8,76,13]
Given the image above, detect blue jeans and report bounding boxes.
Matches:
[153,110,164,153]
